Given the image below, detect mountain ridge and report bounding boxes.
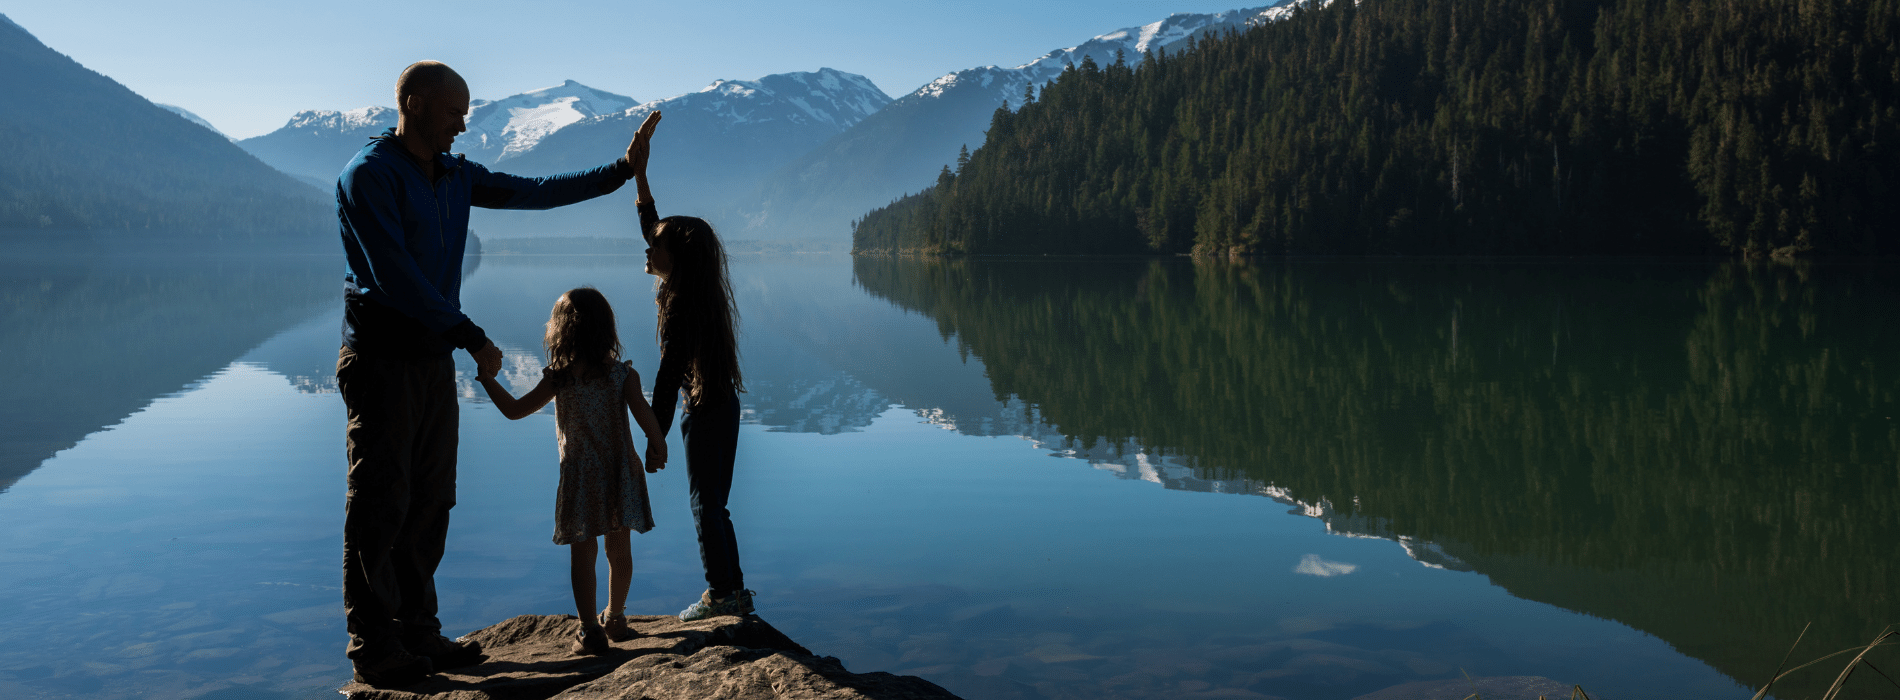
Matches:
[725,1,1314,240]
[0,13,328,239]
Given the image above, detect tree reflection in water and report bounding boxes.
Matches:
[853,256,1900,698]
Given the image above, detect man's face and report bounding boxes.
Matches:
[413,86,470,154]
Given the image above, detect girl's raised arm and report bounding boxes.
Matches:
[479,369,556,420]
[622,368,667,471]
[630,111,662,243]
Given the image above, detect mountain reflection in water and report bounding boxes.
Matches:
[8,251,1896,698]
[0,254,336,492]
[851,256,1900,699]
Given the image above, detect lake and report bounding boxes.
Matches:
[1,252,1894,700]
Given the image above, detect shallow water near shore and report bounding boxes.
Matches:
[1,252,1894,700]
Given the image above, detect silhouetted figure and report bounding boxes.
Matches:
[476,282,669,655]
[634,113,754,620]
[336,60,648,687]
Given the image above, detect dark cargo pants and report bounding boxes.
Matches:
[337,346,458,661]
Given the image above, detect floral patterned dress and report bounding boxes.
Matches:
[549,361,654,544]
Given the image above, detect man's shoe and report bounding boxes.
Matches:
[677,589,756,621]
[351,647,434,687]
[403,633,484,670]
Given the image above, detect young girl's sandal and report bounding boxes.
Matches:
[599,607,633,642]
[572,621,611,655]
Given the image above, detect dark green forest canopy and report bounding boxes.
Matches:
[853,0,1899,257]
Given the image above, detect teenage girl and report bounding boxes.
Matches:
[476,286,666,654]
[629,111,753,620]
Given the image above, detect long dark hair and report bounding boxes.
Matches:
[654,216,743,403]
[545,287,621,382]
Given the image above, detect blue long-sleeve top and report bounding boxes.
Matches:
[338,128,633,356]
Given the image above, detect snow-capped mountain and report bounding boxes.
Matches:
[238,69,886,237]
[237,106,397,190]
[157,104,229,140]
[733,1,1320,240]
[918,4,1306,111]
[457,80,636,164]
[672,68,888,131]
[283,105,397,132]
[497,67,889,177]
[238,76,633,192]
[466,67,891,238]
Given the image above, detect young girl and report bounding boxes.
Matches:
[630,111,753,621]
[475,286,666,655]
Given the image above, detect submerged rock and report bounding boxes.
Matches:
[341,614,962,700]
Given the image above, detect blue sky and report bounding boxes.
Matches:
[10,1,1261,140]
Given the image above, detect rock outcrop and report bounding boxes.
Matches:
[341,614,961,700]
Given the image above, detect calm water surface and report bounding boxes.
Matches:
[0,253,1894,700]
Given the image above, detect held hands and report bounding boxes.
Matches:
[625,111,662,181]
[644,442,667,473]
[474,341,503,381]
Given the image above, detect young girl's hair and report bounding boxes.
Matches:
[653,216,744,404]
[545,287,622,382]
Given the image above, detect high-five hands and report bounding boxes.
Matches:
[625,111,662,179]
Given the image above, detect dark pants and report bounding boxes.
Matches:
[683,391,743,597]
[337,347,458,661]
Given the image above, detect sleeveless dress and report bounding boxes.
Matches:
[549,361,654,544]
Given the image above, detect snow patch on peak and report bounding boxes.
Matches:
[285,106,396,132]
[158,104,227,139]
[918,73,962,99]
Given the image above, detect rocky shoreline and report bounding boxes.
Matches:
[339,614,1585,700]
[339,613,962,700]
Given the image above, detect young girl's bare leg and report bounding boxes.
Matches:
[569,537,598,620]
[568,538,608,654]
[601,530,633,640]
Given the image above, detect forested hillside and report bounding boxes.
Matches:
[0,14,327,237]
[853,0,1899,257]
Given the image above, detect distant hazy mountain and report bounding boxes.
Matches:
[728,2,1311,240]
[157,103,229,140]
[237,106,398,192]
[0,13,327,238]
[468,68,890,239]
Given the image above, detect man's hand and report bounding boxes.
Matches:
[645,443,667,473]
[474,341,503,380]
[625,111,662,179]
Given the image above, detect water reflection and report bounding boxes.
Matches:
[0,254,336,491]
[851,256,1900,698]
[8,251,1894,699]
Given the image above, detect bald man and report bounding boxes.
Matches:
[335,61,648,687]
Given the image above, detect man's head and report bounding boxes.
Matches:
[394,61,470,156]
